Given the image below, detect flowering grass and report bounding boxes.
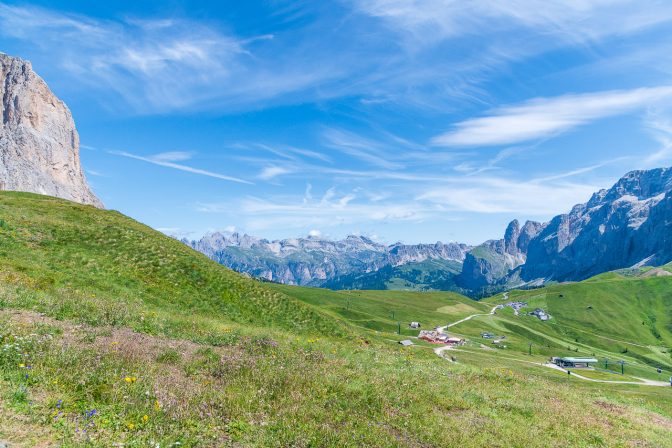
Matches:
[2,309,672,447]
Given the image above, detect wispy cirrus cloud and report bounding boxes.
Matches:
[322,127,405,170]
[643,109,672,165]
[258,165,294,181]
[352,0,672,46]
[0,3,345,113]
[112,151,253,184]
[432,86,672,147]
[196,169,609,235]
[198,186,439,232]
[417,177,601,215]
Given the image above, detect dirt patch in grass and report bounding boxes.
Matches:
[595,400,627,415]
[645,412,672,431]
[0,400,55,448]
[2,309,202,359]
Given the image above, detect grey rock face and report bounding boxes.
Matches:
[0,53,102,207]
[521,168,672,282]
[187,232,470,286]
[457,219,543,290]
[460,167,672,289]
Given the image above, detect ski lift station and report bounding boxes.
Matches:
[552,357,598,368]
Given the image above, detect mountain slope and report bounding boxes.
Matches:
[458,219,544,292]
[456,167,672,290]
[0,53,102,207]
[478,267,672,372]
[323,258,465,292]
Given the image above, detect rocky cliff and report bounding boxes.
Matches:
[0,53,101,207]
[457,219,544,290]
[521,168,672,281]
[458,167,672,289]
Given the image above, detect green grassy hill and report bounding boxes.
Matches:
[482,270,672,372]
[1,192,672,447]
[0,192,344,337]
[270,284,491,335]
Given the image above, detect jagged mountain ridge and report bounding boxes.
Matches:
[186,233,471,286]
[188,167,672,296]
[457,219,545,290]
[0,53,102,207]
[458,167,672,291]
[520,167,672,282]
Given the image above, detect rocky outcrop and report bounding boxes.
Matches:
[0,53,102,207]
[457,219,543,290]
[521,168,672,281]
[388,241,469,266]
[459,167,672,289]
[186,232,470,286]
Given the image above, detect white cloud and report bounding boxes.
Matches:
[197,185,441,232]
[353,0,672,45]
[0,3,345,113]
[322,128,404,169]
[418,177,600,215]
[308,229,322,237]
[643,109,672,165]
[150,151,193,163]
[195,173,607,234]
[532,159,630,183]
[112,151,253,184]
[253,144,332,163]
[432,87,672,147]
[258,166,294,180]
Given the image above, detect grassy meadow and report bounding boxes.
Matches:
[1,192,672,447]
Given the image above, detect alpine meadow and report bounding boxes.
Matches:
[2,2,672,447]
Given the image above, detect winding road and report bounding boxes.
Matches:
[433,302,501,359]
[543,362,670,386]
[436,304,501,333]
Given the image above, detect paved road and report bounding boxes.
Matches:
[543,362,670,387]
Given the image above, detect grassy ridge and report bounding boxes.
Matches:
[0,192,344,336]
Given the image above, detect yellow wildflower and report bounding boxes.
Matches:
[127,423,135,430]
[142,415,149,423]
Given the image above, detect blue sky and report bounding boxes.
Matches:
[2,0,672,245]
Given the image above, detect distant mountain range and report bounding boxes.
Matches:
[186,167,672,297]
[185,233,471,287]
